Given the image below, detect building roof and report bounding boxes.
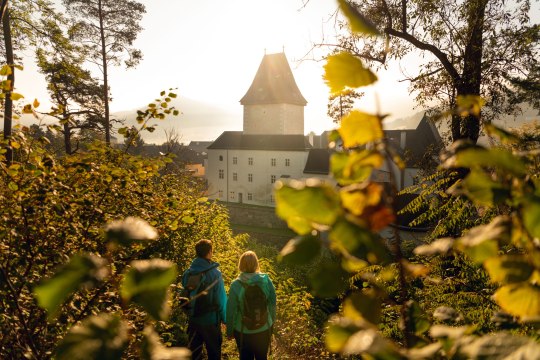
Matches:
[385,114,442,166]
[240,52,307,106]
[187,141,212,154]
[303,148,332,174]
[207,131,312,151]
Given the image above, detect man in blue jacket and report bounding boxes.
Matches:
[182,239,227,360]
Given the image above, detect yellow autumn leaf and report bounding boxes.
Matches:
[323,52,377,94]
[22,104,33,114]
[337,0,380,36]
[340,183,382,216]
[33,99,40,108]
[456,95,485,117]
[0,64,12,76]
[10,93,24,101]
[339,110,383,147]
[494,283,540,318]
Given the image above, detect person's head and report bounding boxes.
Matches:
[238,251,260,273]
[195,239,213,259]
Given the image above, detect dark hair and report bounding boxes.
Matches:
[195,239,213,258]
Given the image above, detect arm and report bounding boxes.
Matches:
[226,282,238,337]
[267,278,277,323]
[216,272,227,324]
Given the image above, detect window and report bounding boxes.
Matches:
[233,172,238,181]
[271,175,276,184]
[219,155,223,161]
[233,157,237,165]
[218,190,223,198]
[271,158,276,166]
[230,191,235,200]
[248,174,253,182]
[285,158,290,166]
[218,169,224,179]
[270,195,275,203]
[248,157,253,165]
[247,193,253,201]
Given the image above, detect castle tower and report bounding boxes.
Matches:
[240,52,307,135]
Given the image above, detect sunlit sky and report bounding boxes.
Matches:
[15,0,538,143]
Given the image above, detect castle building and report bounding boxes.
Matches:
[206,52,316,206]
[205,52,442,207]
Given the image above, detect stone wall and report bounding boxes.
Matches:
[225,203,288,229]
[225,203,293,246]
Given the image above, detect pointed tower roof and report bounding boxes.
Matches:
[240,52,307,106]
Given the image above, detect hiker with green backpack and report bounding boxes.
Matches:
[226,251,276,360]
[181,239,227,360]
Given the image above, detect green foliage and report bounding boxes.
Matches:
[273,3,540,359]
[0,130,241,358]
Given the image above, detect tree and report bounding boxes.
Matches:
[2,6,15,164]
[329,0,539,143]
[327,89,363,123]
[63,0,146,145]
[36,18,105,154]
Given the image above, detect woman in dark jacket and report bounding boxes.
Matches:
[226,251,276,360]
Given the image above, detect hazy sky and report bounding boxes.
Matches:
[15,0,538,143]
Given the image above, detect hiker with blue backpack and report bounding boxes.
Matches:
[181,239,227,360]
[226,251,276,360]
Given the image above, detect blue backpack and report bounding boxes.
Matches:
[180,268,217,317]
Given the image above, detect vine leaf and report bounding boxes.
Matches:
[329,217,390,263]
[324,53,378,94]
[450,147,526,176]
[331,151,383,185]
[459,169,510,206]
[279,235,321,265]
[458,332,540,359]
[484,256,534,284]
[55,314,128,360]
[337,0,381,36]
[326,316,401,357]
[456,216,511,263]
[339,110,383,148]
[141,326,191,360]
[105,217,158,247]
[275,180,341,235]
[34,254,109,319]
[343,290,381,324]
[121,259,177,320]
[310,262,349,298]
[522,197,540,240]
[493,283,540,318]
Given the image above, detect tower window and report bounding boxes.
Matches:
[285,158,290,166]
[247,193,253,201]
[248,157,253,165]
[219,155,223,161]
[271,175,276,184]
[248,174,253,182]
[233,172,238,181]
[233,156,238,164]
[218,169,224,179]
[271,158,276,166]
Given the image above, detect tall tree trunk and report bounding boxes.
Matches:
[63,111,72,155]
[451,0,487,143]
[2,7,14,164]
[98,0,110,145]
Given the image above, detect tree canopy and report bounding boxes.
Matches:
[331,0,539,143]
